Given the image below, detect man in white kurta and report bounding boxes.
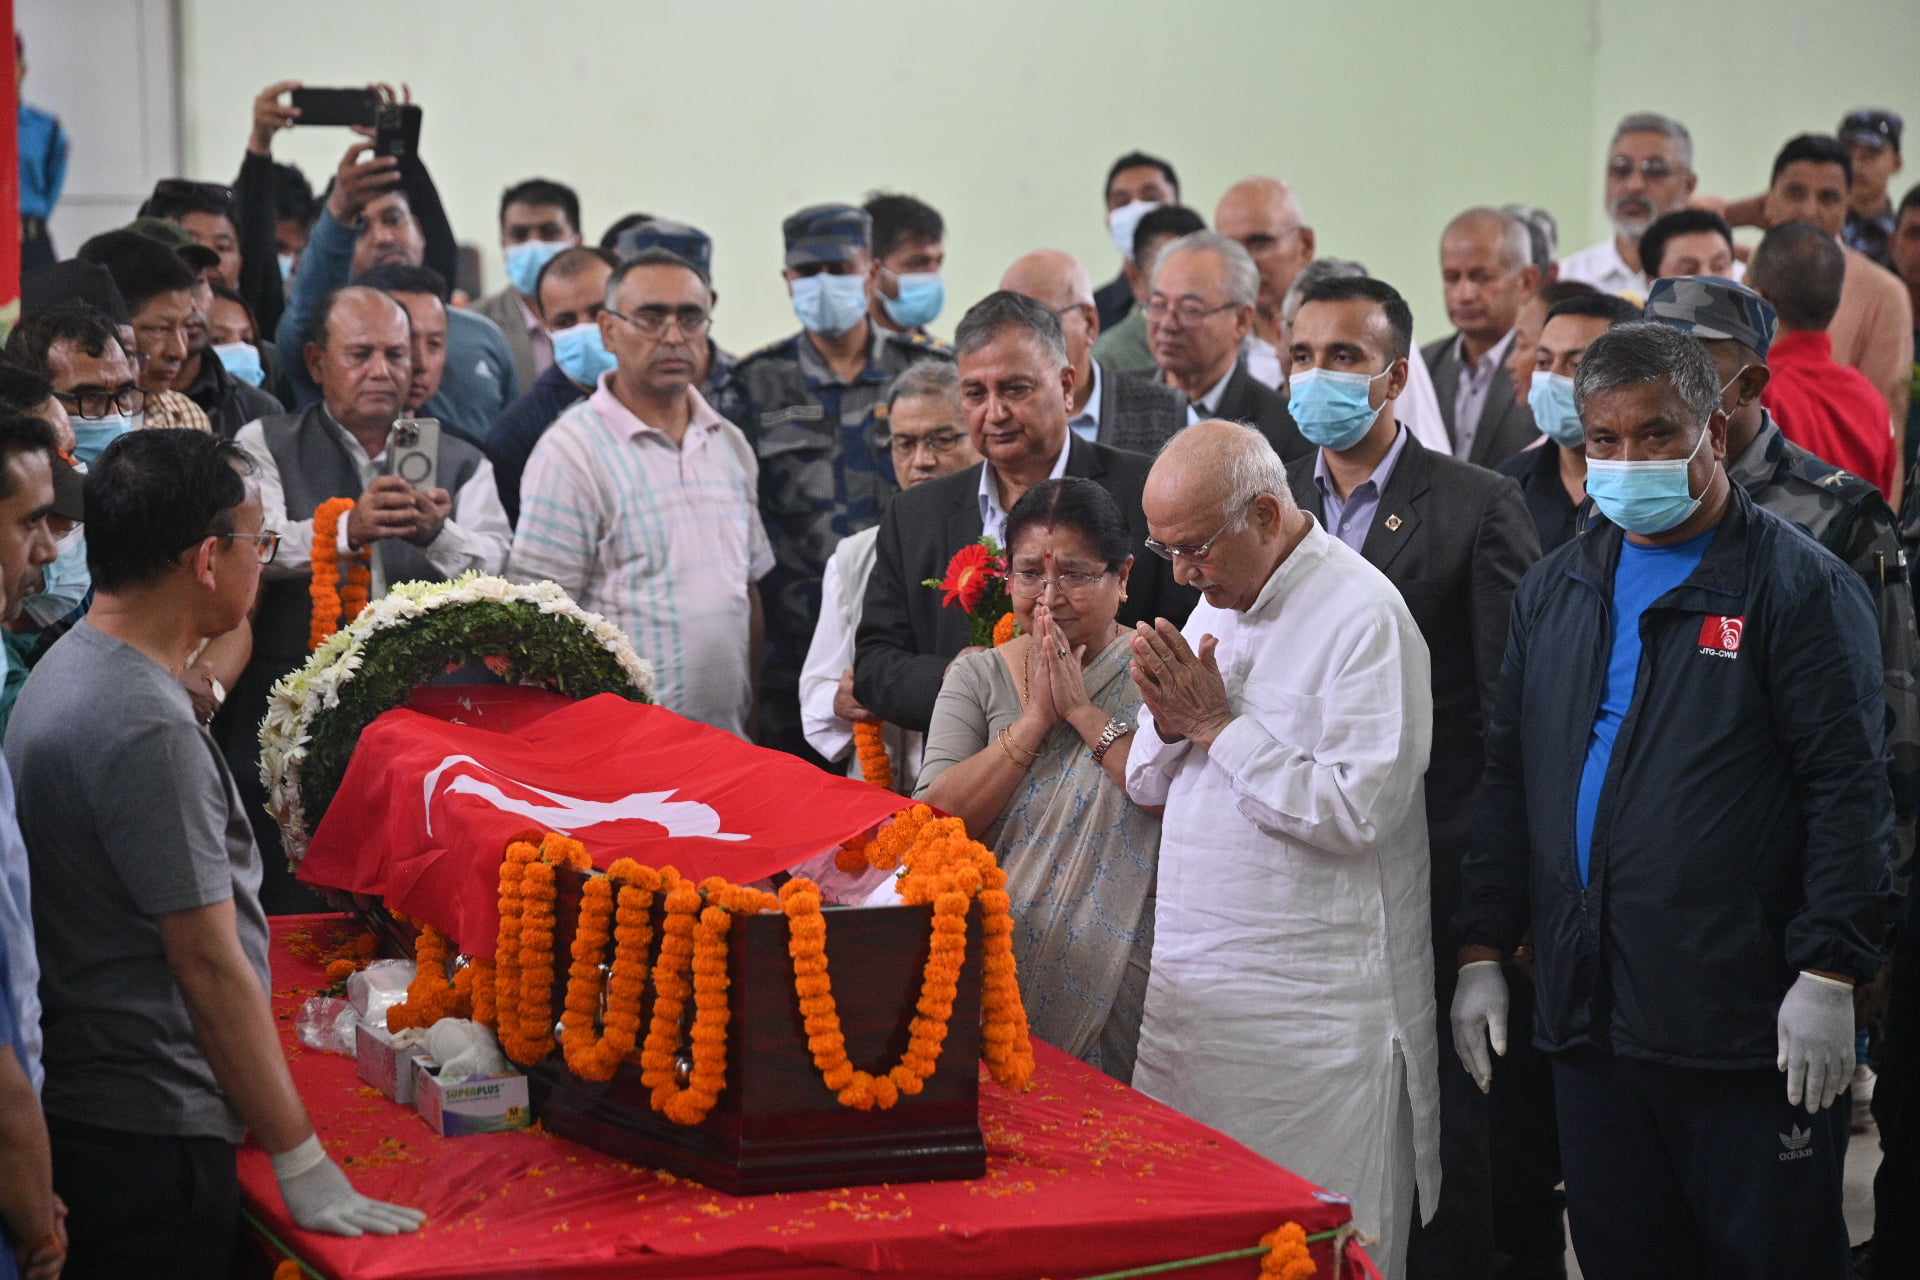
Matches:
[1124,420,1441,1278]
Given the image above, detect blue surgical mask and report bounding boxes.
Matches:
[214,341,265,388]
[72,411,140,466]
[791,272,869,336]
[1287,366,1391,451]
[882,272,945,330]
[277,252,296,285]
[22,528,89,628]
[1527,372,1586,448]
[552,321,617,389]
[1584,416,1713,534]
[504,239,572,297]
[1108,200,1161,259]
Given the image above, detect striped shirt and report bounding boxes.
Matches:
[510,375,773,738]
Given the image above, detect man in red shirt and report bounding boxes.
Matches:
[1750,222,1898,497]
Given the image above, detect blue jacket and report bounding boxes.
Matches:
[1456,485,1889,1068]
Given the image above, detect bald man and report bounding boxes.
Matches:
[1215,178,1316,388]
[1125,419,1439,1278]
[1000,249,1187,454]
[1421,208,1543,467]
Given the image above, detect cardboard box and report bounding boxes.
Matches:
[411,1056,532,1137]
[355,1023,430,1105]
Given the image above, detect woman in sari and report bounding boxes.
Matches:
[916,478,1157,1080]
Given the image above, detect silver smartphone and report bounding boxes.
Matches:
[384,417,441,490]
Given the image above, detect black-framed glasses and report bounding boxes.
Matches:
[606,305,711,338]
[214,531,280,564]
[52,385,146,420]
[1144,296,1240,327]
[1144,512,1240,562]
[1606,156,1682,182]
[874,427,968,460]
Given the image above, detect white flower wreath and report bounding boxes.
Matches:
[260,574,654,866]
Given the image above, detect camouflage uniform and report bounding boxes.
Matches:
[716,203,953,759]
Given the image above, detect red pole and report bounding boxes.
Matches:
[0,0,19,337]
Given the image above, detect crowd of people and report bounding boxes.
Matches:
[0,75,1916,1280]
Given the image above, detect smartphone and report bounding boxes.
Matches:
[383,418,441,491]
[288,87,379,127]
[374,104,423,160]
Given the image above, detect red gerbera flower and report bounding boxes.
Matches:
[940,543,1003,613]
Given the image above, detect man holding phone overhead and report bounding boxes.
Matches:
[227,285,510,911]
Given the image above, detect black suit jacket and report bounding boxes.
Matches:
[1210,360,1313,463]
[1286,433,1540,934]
[855,436,1198,731]
[1420,332,1539,468]
[1094,271,1134,336]
[1096,360,1187,455]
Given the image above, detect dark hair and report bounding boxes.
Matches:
[1132,204,1207,267]
[75,230,197,313]
[535,245,618,310]
[1294,276,1415,360]
[1533,280,1602,308]
[0,414,57,502]
[273,161,317,226]
[4,303,127,379]
[208,281,259,339]
[608,247,710,294]
[1544,293,1642,327]
[499,178,581,236]
[1771,133,1853,188]
[138,180,234,225]
[352,262,451,302]
[863,192,945,261]
[953,291,1068,365]
[1105,151,1180,202]
[1005,478,1132,571]
[0,362,54,415]
[1897,181,1920,223]
[85,430,253,591]
[1637,209,1733,277]
[312,285,408,351]
[598,212,658,252]
[1749,221,1846,330]
[1573,321,1723,427]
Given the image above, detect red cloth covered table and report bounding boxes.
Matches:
[243,915,1380,1279]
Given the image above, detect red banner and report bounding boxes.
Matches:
[300,690,911,955]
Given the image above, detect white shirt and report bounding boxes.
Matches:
[236,413,512,598]
[1243,335,1283,390]
[1448,328,1516,461]
[1126,518,1441,1271]
[798,526,925,790]
[1184,362,1238,426]
[976,433,1072,546]
[1067,360,1104,444]
[509,376,774,738]
[1558,236,1647,301]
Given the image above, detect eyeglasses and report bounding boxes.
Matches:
[1606,156,1683,182]
[215,530,280,564]
[876,428,968,459]
[605,305,711,338]
[1008,567,1112,595]
[1144,513,1239,562]
[1144,296,1241,327]
[52,385,146,420]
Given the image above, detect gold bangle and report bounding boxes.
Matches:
[999,726,1037,769]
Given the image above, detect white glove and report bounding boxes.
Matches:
[273,1135,427,1237]
[1776,971,1855,1114]
[1449,960,1509,1094]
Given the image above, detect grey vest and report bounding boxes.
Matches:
[254,404,485,664]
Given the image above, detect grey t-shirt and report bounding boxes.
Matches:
[5,621,271,1141]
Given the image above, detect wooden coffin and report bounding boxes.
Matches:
[519,867,987,1194]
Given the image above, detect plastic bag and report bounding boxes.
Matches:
[425,1018,510,1083]
[295,996,360,1056]
[347,958,418,1027]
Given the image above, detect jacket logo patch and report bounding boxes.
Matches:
[1698,615,1744,659]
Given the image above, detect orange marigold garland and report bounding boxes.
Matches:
[308,497,372,651]
[489,841,538,1045]
[560,857,663,1081]
[991,611,1019,646]
[853,720,892,789]
[386,922,469,1031]
[1259,1222,1317,1279]
[639,870,699,1101]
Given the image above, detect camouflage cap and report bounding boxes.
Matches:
[124,216,221,273]
[1644,275,1779,359]
[1839,108,1902,153]
[612,217,713,276]
[782,203,871,268]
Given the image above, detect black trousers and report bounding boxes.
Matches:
[48,1116,241,1279]
[1406,961,1494,1279]
[1489,963,1566,1279]
[1872,916,1918,1270]
[1552,1048,1850,1279]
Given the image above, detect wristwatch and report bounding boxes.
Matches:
[1091,717,1133,764]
